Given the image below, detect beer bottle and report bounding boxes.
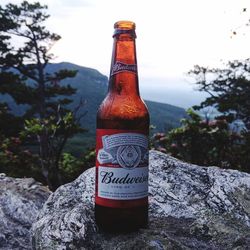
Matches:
[95,20,149,232]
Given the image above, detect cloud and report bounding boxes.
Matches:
[51,0,94,8]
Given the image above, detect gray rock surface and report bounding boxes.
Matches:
[32,150,250,249]
[0,174,50,250]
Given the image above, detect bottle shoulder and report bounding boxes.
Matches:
[98,94,149,118]
[97,94,149,130]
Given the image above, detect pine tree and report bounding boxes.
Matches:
[0,1,85,190]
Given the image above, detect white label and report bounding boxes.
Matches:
[97,133,148,169]
[103,133,148,149]
[98,166,148,200]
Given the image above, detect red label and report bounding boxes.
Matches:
[95,129,149,208]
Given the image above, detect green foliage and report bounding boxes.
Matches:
[0,133,95,186]
[0,135,44,181]
[22,111,84,138]
[0,1,86,190]
[0,103,23,136]
[60,153,81,180]
[152,109,249,172]
[60,149,95,184]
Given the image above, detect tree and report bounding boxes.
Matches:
[151,58,250,172]
[189,60,250,130]
[151,109,246,171]
[185,60,250,172]
[0,1,85,190]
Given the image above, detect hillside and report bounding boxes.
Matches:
[48,63,187,154]
[50,63,185,126]
[2,62,187,154]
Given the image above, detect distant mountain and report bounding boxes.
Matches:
[2,62,187,154]
[46,62,108,133]
[48,62,186,129]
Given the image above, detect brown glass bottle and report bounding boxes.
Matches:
[95,21,149,232]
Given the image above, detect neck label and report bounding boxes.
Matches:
[111,61,137,76]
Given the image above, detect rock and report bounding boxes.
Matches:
[0,174,51,250]
[32,150,250,249]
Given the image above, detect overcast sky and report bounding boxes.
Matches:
[2,0,250,107]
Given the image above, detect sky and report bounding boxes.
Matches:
[2,0,250,108]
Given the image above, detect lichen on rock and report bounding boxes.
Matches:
[0,175,50,250]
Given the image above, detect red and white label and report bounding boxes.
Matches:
[95,129,149,208]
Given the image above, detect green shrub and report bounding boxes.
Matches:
[152,109,249,172]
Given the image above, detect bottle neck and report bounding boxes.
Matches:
[108,33,140,97]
